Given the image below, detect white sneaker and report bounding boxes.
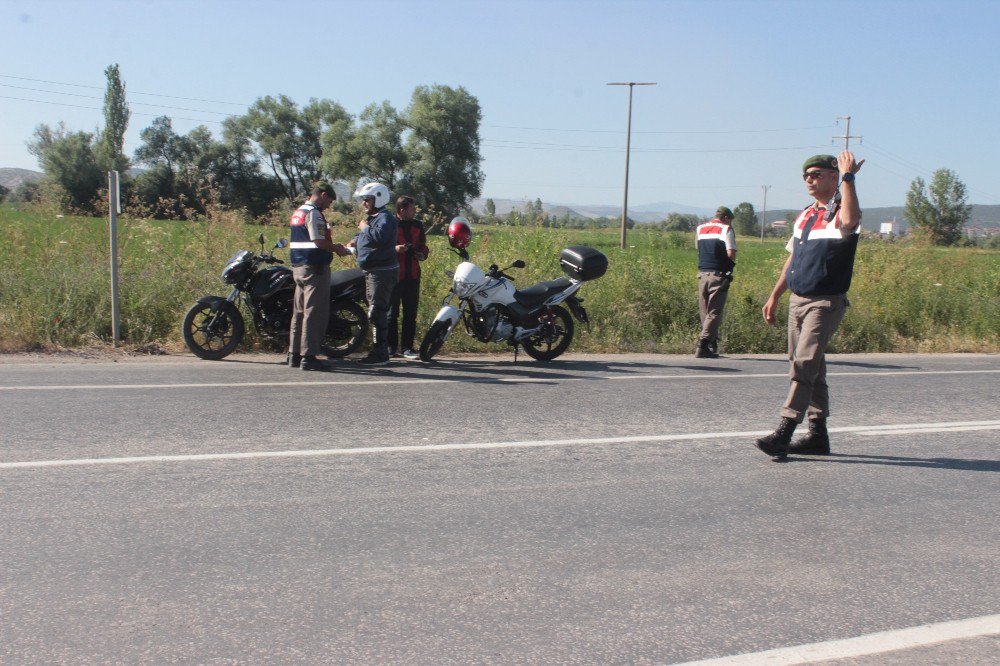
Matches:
[402,349,419,360]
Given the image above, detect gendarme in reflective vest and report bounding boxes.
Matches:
[786,204,860,296]
[289,203,333,266]
[696,218,736,272]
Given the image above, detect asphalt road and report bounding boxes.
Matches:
[1,352,998,664]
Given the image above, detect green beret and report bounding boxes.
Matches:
[313,181,336,199]
[802,154,838,172]
[715,206,734,219]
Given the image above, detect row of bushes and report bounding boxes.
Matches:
[1,204,998,354]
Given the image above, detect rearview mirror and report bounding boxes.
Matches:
[257,233,265,246]
[512,260,526,269]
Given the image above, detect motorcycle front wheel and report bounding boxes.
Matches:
[182,301,245,360]
[418,320,452,362]
[522,305,574,362]
[323,300,369,358]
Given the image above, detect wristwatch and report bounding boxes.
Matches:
[842,172,856,183]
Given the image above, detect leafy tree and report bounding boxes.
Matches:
[135,116,188,174]
[484,198,496,222]
[0,183,8,202]
[27,122,103,210]
[97,63,130,173]
[905,169,971,245]
[232,95,350,201]
[398,85,484,216]
[732,201,758,236]
[322,101,405,190]
[659,212,700,232]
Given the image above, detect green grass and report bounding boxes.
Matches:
[1,205,998,354]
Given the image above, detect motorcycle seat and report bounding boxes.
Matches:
[330,268,365,290]
[514,278,572,307]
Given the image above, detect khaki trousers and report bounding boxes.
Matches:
[698,271,731,343]
[290,264,331,357]
[781,293,848,422]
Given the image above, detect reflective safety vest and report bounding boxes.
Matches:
[696,219,736,272]
[289,203,333,266]
[786,204,860,296]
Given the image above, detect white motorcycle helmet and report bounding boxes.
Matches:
[353,182,390,208]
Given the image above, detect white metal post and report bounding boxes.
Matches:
[108,170,121,345]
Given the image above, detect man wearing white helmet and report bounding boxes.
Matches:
[349,182,399,365]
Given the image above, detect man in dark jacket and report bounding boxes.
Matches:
[350,182,399,366]
[387,195,429,359]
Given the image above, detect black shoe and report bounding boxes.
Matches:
[286,352,302,368]
[695,340,718,359]
[356,353,390,366]
[755,417,797,458]
[788,419,831,455]
[300,356,331,371]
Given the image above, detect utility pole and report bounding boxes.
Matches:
[607,82,656,249]
[759,185,770,242]
[834,115,862,150]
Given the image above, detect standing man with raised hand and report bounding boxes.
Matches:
[756,151,865,459]
[350,182,399,366]
[695,206,737,358]
[288,181,350,372]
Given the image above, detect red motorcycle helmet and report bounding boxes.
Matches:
[447,216,472,249]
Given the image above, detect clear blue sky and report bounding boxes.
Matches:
[2,0,998,212]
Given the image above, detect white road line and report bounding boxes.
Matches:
[0,368,997,392]
[672,613,1000,665]
[859,425,1000,436]
[2,420,998,471]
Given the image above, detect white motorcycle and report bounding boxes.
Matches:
[418,244,608,362]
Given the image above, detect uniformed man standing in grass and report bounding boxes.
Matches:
[695,206,737,358]
[756,152,864,458]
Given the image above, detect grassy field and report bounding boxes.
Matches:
[1,204,998,354]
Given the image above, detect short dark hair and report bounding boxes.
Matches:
[396,195,415,211]
[312,181,336,199]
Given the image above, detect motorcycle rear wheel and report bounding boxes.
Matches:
[182,302,245,360]
[323,300,369,358]
[418,320,451,362]
[522,305,574,362]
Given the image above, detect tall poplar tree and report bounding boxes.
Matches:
[98,63,130,173]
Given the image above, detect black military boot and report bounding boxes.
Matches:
[788,418,831,455]
[695,339,718,359]
[300,355,331,371]
[755,417,797,458]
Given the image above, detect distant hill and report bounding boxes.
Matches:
[0,168,43,191]
[761,205,1000,232]
[469,197,713,223]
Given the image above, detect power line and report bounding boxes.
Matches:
[0,94,224,124]
[482,139,828,154]
[0,83,233,115]
[0,73,248,106]
[484,123,834,135]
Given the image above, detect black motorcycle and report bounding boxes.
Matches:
[182,234,369,360]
